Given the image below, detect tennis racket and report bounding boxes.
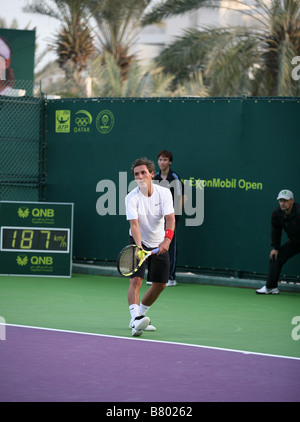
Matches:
[117,244,160,277]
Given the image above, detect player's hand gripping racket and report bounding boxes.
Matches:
[117,244,160,277]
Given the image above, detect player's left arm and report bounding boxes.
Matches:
[158,213,175,255]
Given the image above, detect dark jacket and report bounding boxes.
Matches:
[153,169,184,222]
[271,202,300,249]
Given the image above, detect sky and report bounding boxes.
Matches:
[1,0,61,71]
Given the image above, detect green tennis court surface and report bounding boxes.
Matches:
[0,273,299,358]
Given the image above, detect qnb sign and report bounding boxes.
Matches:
[31,208,55,218]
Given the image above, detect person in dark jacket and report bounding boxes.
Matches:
[257,189,300,294]
[153,150,185,286]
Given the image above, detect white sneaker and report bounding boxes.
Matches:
[130,316,150,336]
[256,285,279,295]
[146,281,152,285]
[166,279,177,287]
[144,322,156,331]
[129,318,156,332]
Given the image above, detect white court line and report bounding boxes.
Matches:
[4,322,300,362]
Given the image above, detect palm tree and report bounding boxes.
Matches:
[89,0,152,80]
[90,51,175,96]
[89,50,209,97]
[23,0,95,95]
[0,17,20,29]
[142,0,300,96]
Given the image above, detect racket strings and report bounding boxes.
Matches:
[118,246,139,274]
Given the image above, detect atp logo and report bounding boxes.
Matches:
[56,110,71,133]
[16,255,28,266]
[18,207,30,218]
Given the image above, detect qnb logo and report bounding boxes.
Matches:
[0,316,6,341]
[17,255,28,266]
[291,316,300,341]
[18,207,30,218]
[17,207,55,219]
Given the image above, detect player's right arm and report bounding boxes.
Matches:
[129,219,142,248]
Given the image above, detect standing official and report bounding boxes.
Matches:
[257,189,300,294]
[154,150,185,286]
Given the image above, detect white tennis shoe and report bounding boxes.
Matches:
[256,286,279,295]
[144,323,156,331]
[166,279,177,286]
[129,316,156,336]
[131,315,150,337]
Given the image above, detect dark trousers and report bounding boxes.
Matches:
[267,241,300,288]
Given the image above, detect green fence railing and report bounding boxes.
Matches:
[0,81,46,201]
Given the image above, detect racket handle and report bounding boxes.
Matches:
[151,247,160,255]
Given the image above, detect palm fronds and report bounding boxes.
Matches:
[146,0,300,96]
[90,52,175,97]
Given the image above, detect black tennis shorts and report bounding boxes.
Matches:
[129,236,169,283]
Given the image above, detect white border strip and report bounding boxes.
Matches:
[5,323,300,361]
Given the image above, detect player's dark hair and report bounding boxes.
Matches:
[157,150,173,162]
[131,157,155,175]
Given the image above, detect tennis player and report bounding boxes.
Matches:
[125,157,175,336]
[257,189,300,294]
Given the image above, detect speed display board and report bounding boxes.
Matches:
[0,201,74,277]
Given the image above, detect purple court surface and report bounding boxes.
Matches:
[0,324,299,402]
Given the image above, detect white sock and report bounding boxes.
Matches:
[139,302,150,316]
[129,304,139,321]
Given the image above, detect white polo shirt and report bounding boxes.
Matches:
[125,183,174,248]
